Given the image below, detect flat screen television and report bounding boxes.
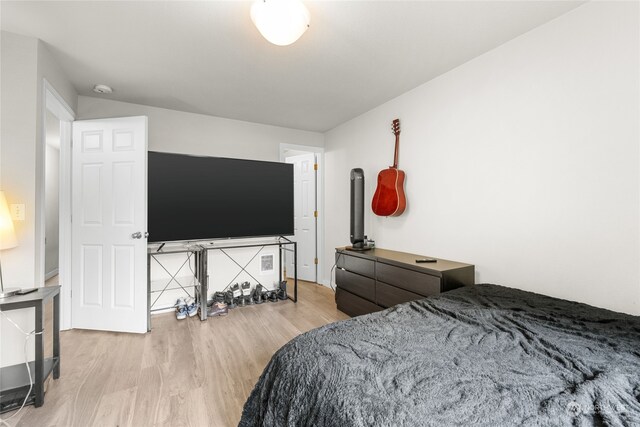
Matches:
[148,151,294,243]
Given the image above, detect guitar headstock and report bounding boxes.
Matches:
[391,119,400,136]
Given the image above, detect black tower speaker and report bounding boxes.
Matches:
[347,168,372,251]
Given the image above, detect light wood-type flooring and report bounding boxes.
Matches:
[6,280,348,427]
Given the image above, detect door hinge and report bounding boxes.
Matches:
[314,258,318,265]
[314,211,318,218]
[314,163,318,171]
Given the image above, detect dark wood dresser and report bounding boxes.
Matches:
[335,247,474,317]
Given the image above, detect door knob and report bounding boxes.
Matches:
[131,232,142,239]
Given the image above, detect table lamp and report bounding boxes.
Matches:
[0,190,19,298]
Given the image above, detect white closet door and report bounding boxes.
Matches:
[71,116,148,333]
[286,153,317,282]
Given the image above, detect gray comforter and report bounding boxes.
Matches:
[240,284,640,426]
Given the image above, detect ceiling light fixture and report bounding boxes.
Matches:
[250,0,310,46]
[93,84,113,94]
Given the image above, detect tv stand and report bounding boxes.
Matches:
[147,243,205,330]
[198,237,298,319]
[147,237,297,330]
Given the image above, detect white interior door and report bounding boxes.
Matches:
[286,153,317,282]
[71,116,148,333]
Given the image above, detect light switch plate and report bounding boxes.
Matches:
[10,204,25,221]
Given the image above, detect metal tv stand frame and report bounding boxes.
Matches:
[199,236,298,320]
[147,236,297,329]
[147,242,206,330]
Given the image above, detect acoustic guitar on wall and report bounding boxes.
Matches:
[372,119,406,217]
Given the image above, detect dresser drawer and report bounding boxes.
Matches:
[376,262,441,297]
[336,253,375,278]
[336,287,383,317]
[376,281,425,308]
[336,268,375,302]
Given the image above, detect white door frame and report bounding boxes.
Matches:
[279,143,325,286]
[38,79,74,331]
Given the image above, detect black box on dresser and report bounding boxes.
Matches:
[335,247,474,317]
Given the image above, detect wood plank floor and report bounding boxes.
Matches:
[7,281,348,427]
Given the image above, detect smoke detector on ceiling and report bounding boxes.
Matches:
[93,84,113,94]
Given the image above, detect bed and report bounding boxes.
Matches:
[239,284,640,426]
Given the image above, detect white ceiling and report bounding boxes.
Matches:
[1,1,583,132]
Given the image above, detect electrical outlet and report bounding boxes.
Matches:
[10,204,25,221]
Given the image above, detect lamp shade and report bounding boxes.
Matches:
[251,0,310,46]
[0,191,18,250]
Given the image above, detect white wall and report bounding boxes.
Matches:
[77,96,324,160]
[0,31,38,289]
[0,31,39,369]
[324,2,640,315]
[0,34,76,287]
[0,31,77,367]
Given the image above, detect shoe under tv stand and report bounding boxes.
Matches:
[147,236,298,330]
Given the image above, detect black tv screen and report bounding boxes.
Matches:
[148,151,294,243]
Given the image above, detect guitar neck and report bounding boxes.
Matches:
[392,134,399,169]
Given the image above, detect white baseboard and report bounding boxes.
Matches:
[151,307,175,315]
[45,269,59,281]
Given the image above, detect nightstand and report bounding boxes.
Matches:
[0,286,60,411]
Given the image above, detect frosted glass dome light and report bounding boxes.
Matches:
[250,0,310,46]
